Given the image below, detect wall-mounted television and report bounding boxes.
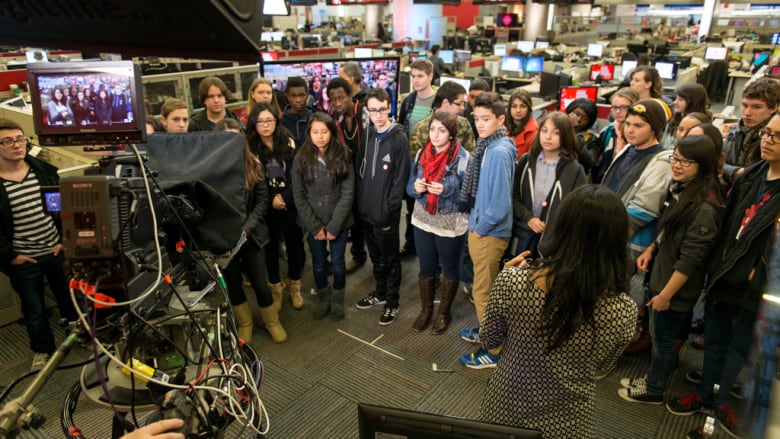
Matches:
[496,13,519,27]
[704,46,728,61]
[28,61,147,146]
[261,57,400,117]
[439,49,455,64]
[590,64,615,81]
[559,86,598,111]
[357,404,543,439]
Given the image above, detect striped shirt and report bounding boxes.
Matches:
[3,169,59,257]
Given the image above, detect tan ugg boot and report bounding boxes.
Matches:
[268,282,284,312]
[258,305,287,343]
[287,279,304,310]
[232,302,254,343]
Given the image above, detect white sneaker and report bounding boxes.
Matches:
[31,353,50,371]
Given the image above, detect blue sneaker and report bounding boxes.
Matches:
[459,348,500,369]
[459,327,480,343]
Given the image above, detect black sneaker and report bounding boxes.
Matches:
[356,293,386,309]
[667,393,708,416]
[617,383,664,404]
[379,306,398,325]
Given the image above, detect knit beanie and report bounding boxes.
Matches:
[628,99,670,140]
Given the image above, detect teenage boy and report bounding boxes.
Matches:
[722,77,780,183]
[602,99,672,354]
[188,76,243,131]
[0,118,79,370]
[398,59,437,256]
[354,88,410,325]
[282,76,313,148]
[409,80,475,157]
[465,79,490,140]
[327,77,371,274]
[666,112,780,439]
[457,92,516,368]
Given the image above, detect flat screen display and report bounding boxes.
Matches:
[494,44,507,56]
[525,57,543,73]
[772,33,780,45]
[587,43,603,58]
[496,13,519,27]
[535,41,549,49]
[27,60,146,146]
[439,49,455,64]
[590,64,615,81]
[654,61,676,80]
[704,46,728,61]
[440,76,471,91]
[455,50,471,63]
[559,86,598,111]
[354,47,373,58]
[501,56,524,72]
[516,40,534,53]
[261,57,400,117]
[621,60,637,76]
[261,52,279,61]
[754,52,771,68]
[25,49,48,63]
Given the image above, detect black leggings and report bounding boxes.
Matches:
[224,239,272,307]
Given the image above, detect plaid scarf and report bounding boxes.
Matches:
[460,126,508,209]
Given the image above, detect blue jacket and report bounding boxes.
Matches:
[406,145,470,214]
[468,137,516,238]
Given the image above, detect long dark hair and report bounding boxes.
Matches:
[297,112,351,186]
[656,135,722,237]
[245,102,295,165]
[529,112,579,161]
[536,185,629,351]
[414,111,459,175]
[506,89,534,137]
[666,83,710,139]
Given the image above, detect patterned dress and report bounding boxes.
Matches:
[478,268,637,438]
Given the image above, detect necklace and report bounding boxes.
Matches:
[343,118,358,140]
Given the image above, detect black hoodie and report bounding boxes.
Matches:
[357,123,410,227]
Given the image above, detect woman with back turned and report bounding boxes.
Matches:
[478,185,637,438]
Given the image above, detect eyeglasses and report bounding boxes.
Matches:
[256,118,276,126]
[0,137,28,148]
[367,107,388,114]
[668,154,697,167]
[759,129,780,144]
[611,105,631,112]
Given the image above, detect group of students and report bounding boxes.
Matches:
[139,61,780,438]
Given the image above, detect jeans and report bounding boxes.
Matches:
[224,239,272,307]
[364,219,401,307]
[307,230,348,290]
[8,252,76,354]
[459,236,473,284]
[699,300,758,405]
[413,227,464,280]
[647,307,692,394]
[265,208,305,283]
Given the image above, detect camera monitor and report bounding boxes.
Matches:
[524,57,544,74]
[438,49,455,64]
[357,403,543,439]
[653,61,677,80]
[587,43,604,58]
[704,46,728,61]
[494,44,507,57]
[261,57,400,117]
[559,86,598,112]
[28,61,147,146]
[500,56,524,73]
[590,64,615,81]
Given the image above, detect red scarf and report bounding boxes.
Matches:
[419,140,460,214]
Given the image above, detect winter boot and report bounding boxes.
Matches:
[268,282,284,313]
[258,305,287,343]
[431,277,459,335]
[412,276,436,331]
[330,289,345,321]
[287,278,304,310]
[312,286,332,320]
[232,302,254,343]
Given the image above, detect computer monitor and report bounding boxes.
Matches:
[25,48,48,63]
[587,43,604,58]
[626,43,648,56]
[494,44,507,57]
[454,50,472,63]
[589,64,615,81]
[621,60,637,77]
[525,57,544,74]
[704,46,728,61]
[261,51,279,61]
[357,404,543,439]
[772,33,780,45]
[753,52,771,71]
[539,71,561,100]
[439,49,455,64]
[535,41,549,50]
[559,86,598,111]
[354,47,373,58]
[496,12,519,28]
[440,76,471,91]
[500,56,524,73]
[653,61,676,80]
[769,65,780,77]
[516,40,534,54]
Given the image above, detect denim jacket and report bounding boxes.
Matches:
[406,145,471,214]
[468,137,517,238]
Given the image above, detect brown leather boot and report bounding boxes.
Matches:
[431,277,458,335]
[268,282,284,312]
[232,302,254,343]
[287,278,304,310]
[258,305,287,343]
[412,276,435,331]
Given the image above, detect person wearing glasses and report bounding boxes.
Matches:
[667,113,780,439]
[618,135,723,405]
[601,99,672,356]
[722,77,780,184]
[595,87,639,183]
[0,118,79,371]
[354,88,410,326]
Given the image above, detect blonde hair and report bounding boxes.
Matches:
[246,78,282,117]
[160,98,188,118]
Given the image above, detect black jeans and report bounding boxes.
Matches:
[350,200,367,262]
[265,208,305,283]
[8,252,77,354]
[224,239,272,307]
[402,194,415,251]
[363,219,402,307]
